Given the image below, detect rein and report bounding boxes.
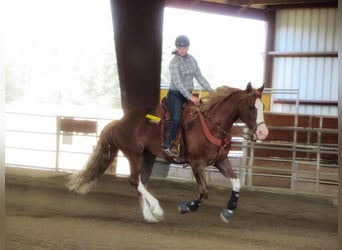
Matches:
[199,90,264,144]
[198,110,231,149]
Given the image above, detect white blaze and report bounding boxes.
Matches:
[255,98,269,140]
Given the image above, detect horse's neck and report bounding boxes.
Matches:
[206,95,239,130]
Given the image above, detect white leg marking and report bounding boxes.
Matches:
[230,177,241,192]
[140,196,159,223]
[137,176,164,222]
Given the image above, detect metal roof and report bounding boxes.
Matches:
[197,0,337,9]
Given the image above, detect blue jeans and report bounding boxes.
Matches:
[165,90,187,147]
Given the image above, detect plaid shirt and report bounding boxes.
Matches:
[169,53,213,99]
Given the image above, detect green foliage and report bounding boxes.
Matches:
[80,52,121,108]
[5,46,122,108]
[4,64,25,103]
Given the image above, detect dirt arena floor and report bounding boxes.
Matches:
[5,168,338,250]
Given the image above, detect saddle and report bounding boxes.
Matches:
[156,97,197,158]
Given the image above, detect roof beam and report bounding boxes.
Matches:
[167,0,338,10]
[165,0,275,21]
[213,0,338,8]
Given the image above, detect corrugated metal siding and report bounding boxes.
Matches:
[272,8,338,115]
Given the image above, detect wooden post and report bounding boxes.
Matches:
[110,0,164,113]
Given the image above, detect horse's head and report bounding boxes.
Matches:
[238,82,269,141]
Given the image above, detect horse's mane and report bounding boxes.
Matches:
[200,86,241,113]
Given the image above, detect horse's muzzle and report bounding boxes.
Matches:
[254,122,269,141]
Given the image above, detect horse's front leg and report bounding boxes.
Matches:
[178,164,207,214]
[215,157,241,223]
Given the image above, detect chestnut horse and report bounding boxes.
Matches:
[67,82,268,223]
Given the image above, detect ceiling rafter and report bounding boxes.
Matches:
[195,0,337,9]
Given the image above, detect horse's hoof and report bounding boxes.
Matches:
[178,202,190,214]
[145,217,160,223]
[220,208,233,223]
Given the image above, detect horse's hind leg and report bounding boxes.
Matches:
[214,157,241,223]
[140,150,156,184]
[127,151,164,223]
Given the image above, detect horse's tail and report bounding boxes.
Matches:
[66,120,119,194]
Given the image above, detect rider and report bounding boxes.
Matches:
[164,35,214,157]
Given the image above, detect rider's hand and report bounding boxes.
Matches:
[189,95,200,105]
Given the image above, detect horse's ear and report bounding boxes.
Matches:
[246,82,252,93]
[258,84,265,94]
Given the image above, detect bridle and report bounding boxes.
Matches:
[244,121,266,142]
[199,109,262,143]
[237,91,266,141]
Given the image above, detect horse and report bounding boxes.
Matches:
[67,82,269,223]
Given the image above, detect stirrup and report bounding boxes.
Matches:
[164,147,178,157]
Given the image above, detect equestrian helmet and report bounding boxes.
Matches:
[175,35,190,47]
